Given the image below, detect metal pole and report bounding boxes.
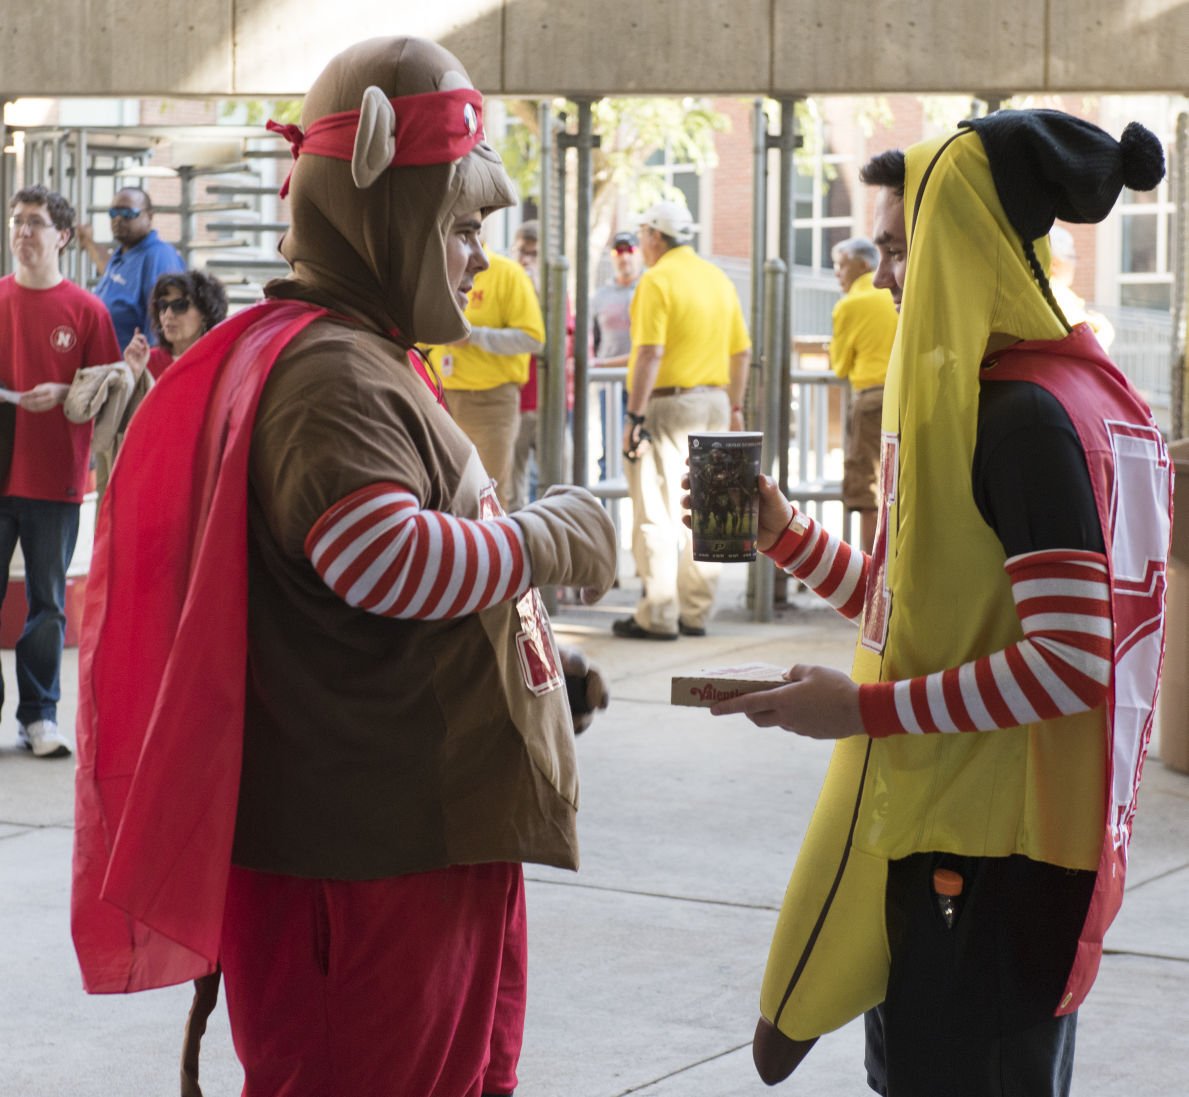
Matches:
[772,98,800,605]
[1171,111,1188,440]
[535,98,556,570]
[541,256,570,493]
[748,98,768,427]
[54,133,65,200]
[556,111,568,267]
[537,102,553,343]
[775,98,798,498]
[572,98,596,487]
[754,257,787,622]
[540,255,571,614]
[745,99,770,613]
[178,164,194,267]
[75,127,88,284]
[1,102,11,275]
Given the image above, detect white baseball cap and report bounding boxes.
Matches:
[639,200,695,243]
[1049,224,1076,263]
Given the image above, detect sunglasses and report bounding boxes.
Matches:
[109,206,145,220]
[614,244,636,254]
[157,297,193,316]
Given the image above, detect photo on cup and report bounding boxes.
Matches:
[688,432,763,562]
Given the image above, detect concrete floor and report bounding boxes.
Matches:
[2,570,1188,1097]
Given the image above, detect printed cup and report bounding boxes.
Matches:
[688,432,763,562]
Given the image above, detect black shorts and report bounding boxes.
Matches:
[864,852,1095,1097]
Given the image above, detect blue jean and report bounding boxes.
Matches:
[0,497,80,725]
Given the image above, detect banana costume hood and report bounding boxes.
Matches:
[760,112,1170,1050]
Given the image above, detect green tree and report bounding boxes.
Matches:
[499,96,729,251]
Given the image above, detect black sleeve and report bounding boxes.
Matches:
[972,379,1105,559]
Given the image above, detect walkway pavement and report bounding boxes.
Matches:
[2,568,1187,1096]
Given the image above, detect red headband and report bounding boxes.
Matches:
[267,87,485,198]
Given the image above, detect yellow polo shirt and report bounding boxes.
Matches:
[828,271,898,393]
[434,250,545,392]
[627,245,750,393]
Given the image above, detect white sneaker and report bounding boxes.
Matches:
[18,719,72,758]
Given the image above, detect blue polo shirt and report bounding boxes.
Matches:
[95,229,184,349]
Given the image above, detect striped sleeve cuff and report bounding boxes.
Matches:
[305,482,531,620]
[764,511,867,621]
[858,548,1112,736]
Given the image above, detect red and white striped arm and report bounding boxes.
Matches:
[859,549,1113,736]
[304,482,531,620]
[765,511,868,621]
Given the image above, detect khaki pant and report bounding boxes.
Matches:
[509,409,573,512]
[509,409,537,512]
[447,383,521,511]
[842,384,883,511]
[625,388,729,633]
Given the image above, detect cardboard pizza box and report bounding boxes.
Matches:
[671,663,789,708]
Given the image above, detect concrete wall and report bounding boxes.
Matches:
[2,0,1187,97]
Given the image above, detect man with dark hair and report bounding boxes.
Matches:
[78,185,184,350]
[712,112,1171,1096]
[591,230,641,479]
[1,184,119,757]
[592,231,641,372]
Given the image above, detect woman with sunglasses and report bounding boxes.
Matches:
[124,270,229,380]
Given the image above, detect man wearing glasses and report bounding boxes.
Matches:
[77,185,183,350]
[0,185,119,758]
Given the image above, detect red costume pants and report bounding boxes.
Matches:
[221,861,527,1097]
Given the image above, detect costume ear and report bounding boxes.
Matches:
[352,86,396,189]
[437,70,471,92]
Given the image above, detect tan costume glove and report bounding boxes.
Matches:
[558,645,610,734]
[510,485,617,598]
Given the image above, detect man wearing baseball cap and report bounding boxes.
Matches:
[593,231,641,373]
[615,199,750,639]
[591,230,641,478]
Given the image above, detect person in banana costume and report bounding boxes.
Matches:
[711,110,1170,1096]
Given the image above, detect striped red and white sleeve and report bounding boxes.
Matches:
[859,549,1113,736]
[765,511,868,621]
[304,482,531,620]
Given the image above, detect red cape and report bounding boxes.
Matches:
[72,299,327,993]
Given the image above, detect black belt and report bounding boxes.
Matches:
[649,385,725,399]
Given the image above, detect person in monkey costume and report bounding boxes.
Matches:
[72,37,616,1097]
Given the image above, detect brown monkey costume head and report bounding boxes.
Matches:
[270,36,516,345]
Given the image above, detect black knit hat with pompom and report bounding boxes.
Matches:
[958,109,1165,242]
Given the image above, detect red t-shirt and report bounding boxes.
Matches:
[0,275,120,502]
[147,346,174,381]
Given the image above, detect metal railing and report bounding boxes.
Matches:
[584,366,629,549]
[1101,304,1175,417]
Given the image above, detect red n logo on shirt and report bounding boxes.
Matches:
[50,326,77,352]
